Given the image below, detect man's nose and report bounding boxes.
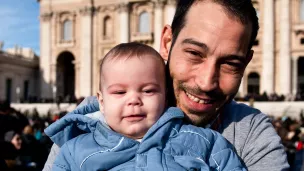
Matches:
[196,61,219,92]
[127,93,143,106]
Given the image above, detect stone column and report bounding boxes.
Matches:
[15,75,21,103]
[119,3,129,43]
[292,58,298,94]
[238,77,245,97]
[279,0,291,95]
[154,0,165,50]
[261,0,274,94]
[50,63,57,99]
[79,6,94,97]
[165,0,176,25]
[40,12,53,99]
[73,61,81,98]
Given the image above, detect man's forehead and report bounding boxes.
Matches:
[186,1,251,32]
[180,1,251,54]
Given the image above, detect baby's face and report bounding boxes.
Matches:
[98,56,166,139]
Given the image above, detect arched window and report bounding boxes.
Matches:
[62,20,72,41]
[103,16,113,39]
[301,0,304,21]
[139,11,150,33]
[247,72,260,94]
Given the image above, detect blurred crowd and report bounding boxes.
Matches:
[235,91,304,102]
[270,110,304,170]
[17,92,304,103]
[17,95,78,104]
[1,99,304,170]
[0,101,68,171]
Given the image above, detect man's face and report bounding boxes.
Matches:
[163,1,252,126]
[98,57,166,139]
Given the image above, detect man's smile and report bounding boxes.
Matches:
[185,91,215,104]
[182,90,216,112]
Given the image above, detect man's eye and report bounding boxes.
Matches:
[226,62,240,67]
[186,50,201,57]
[229,61,245,69]
[222,62,244,72]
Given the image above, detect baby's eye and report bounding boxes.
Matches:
[143,89,155,94]
[113,91,126,95]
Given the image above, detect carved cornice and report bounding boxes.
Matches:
[54,11,77,22]
[40,12,53,22]
[154,0,166,8]
[79,6,96,16]
[97,5,117,12]
[118,3,129,13]
[166,0,176,6]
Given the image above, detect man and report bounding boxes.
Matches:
[43,0,289,170]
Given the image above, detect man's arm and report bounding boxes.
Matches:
[43,143,60,171]
[42,96,98,171]
[52,143,77,171]
[239,113,289,171]
[222,102,289,171]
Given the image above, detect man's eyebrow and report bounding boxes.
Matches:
[182,38,208,51]
[222,55,247,63]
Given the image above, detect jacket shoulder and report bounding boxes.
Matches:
[62,133,102,166]
[170,125,229,156]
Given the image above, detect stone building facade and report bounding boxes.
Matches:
[38,0,304,100]
[39,0,176,100]
[0,43,39,103]
[241,0,304,97]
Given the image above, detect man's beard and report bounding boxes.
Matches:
[176,80,225,125]
[168,73,236,126]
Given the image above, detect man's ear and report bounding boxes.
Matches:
[160,25,173,62]
[96,91,104,113]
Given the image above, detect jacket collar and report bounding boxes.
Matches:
[93,107,184,151]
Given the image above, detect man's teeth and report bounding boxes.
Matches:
[186,92,211,104]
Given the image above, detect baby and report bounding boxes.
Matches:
[46,42,245,171]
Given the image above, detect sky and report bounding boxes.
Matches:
[0,0,40,55]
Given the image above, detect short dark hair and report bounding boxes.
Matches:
[99,42,166,89]
[171,0,259,51]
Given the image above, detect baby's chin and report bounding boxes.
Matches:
[121,126,149,140]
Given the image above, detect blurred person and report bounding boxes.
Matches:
[292,134,304,171]
[5,131,22,151]
[4,131,23,171]
[21,125,49,171]
[0,141,18,171]
[0,102,29,141]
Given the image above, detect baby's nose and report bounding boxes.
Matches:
[127,94,143,106]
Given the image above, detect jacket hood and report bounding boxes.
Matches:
[45,114,100,147]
